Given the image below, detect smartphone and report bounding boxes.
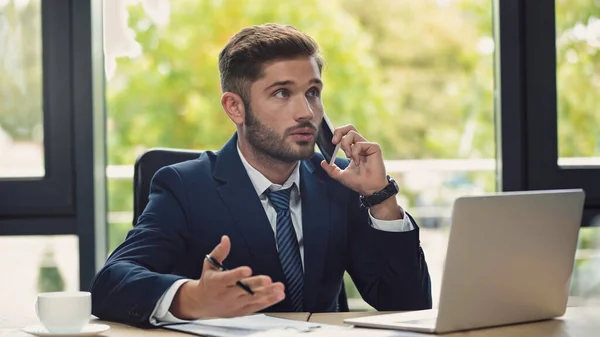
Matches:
[316,113,341,165]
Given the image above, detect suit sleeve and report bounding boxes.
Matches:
[345,190,433,311]
[89,166,190,327]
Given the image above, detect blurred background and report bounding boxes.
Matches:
[0,0,599,315]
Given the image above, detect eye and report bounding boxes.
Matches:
[274,89,290,98]
[306,87,321,98]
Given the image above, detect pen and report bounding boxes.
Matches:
[205,254,254,295]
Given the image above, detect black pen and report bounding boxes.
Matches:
[205,254,254,295]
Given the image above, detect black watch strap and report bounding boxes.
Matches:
[359,175,399,208]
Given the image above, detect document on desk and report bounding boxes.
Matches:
[247,327,416,337]
[163,314,347,337]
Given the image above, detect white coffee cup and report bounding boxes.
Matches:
[36,291,91,333]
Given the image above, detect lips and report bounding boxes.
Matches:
[290,128,316,136]
[289,128,316,142]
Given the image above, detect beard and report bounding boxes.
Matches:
[244,101,317,164]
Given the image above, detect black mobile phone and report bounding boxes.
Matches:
[316,113,340,165]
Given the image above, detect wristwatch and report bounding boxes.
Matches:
[359,175,399,208]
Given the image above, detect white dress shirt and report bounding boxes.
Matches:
[149,145,415,325]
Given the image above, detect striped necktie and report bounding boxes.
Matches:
[265,187,304,312]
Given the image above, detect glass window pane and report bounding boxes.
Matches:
[0,0,44,178]
[103,0,496,309]
[556,1,600,165]
[0,236,79,322]
[571,225,600,304]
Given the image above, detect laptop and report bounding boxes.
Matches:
[345,189,585,334]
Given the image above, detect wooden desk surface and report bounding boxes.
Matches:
[1,307,598,336]
[309,307,600,336]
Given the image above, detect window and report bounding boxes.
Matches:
[555,0,600,300]
[0,236,79,319]
[0,0,75,217]
[516,1,600,227]
[0,0,105,320]
[556,1,600,163]
[497,0,600,299]
[0,0,44,178]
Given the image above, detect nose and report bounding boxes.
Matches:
[294,96,315,122]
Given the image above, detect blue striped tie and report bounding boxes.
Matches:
[266,187,304,312]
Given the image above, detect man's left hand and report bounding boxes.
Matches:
[320,124,404,220]
[319,124,389,196]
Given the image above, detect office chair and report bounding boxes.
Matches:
[133,148,202,227]
[132,148,350,312]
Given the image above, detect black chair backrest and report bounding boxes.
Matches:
[132,147,350,312]
[133,148,202,227]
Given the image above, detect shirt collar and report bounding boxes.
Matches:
[237,141,301,196]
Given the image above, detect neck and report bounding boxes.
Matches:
[238,139,297,185]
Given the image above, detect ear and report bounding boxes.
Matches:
[221,92,245,126]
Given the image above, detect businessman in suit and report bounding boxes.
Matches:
[90,23,432,327]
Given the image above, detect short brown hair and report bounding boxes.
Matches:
[218,23,324,102]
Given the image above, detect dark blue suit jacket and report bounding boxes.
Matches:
[90,134,432,327]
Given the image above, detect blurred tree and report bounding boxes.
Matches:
[0,0,43,142]
[37,245,66,293]
[555,0,600,158]
[106,0,388,167]
[341,0,495,159]
[2,0,596,159]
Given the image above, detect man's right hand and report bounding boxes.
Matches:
[169,235,286,319]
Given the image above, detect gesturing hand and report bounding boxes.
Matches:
[170,236,285,319]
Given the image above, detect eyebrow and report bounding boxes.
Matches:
[264,78,323,92]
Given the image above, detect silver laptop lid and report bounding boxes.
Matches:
[435,189,585,333]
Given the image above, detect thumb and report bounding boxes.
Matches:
[320,160,344,182]
[206,235,231,266]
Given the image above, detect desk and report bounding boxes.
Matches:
[309,307,600,336]
[1,307,598,336]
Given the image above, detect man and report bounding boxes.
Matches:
[90,23,432,327]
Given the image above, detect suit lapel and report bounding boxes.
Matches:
[299,161,331,312]
[213,134,285,286]
[213,135,332,311]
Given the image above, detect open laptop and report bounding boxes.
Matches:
[345,189,585,334]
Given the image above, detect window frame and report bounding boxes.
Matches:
[496,0,600,227]
[0,0,75,217]
[0,0,107,291]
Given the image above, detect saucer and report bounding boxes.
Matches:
[22,324,110,336]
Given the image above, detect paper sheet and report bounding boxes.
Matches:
[247,328,414,337]
[164,314,346,337]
